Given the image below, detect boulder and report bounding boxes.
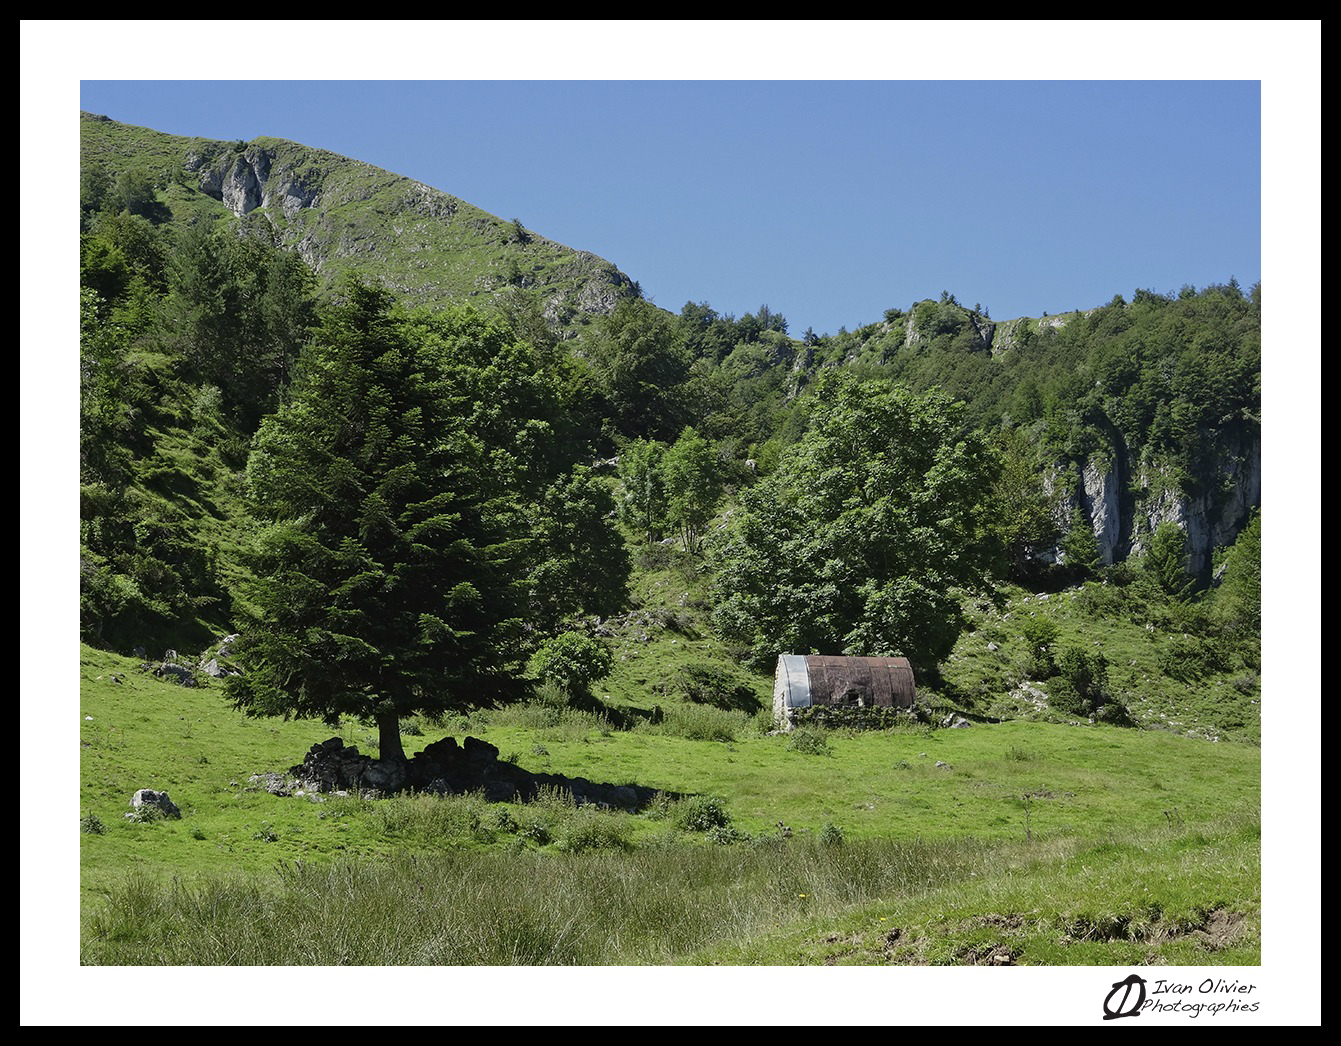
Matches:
[130,789,181,819]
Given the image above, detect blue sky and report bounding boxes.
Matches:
[20,21,1321,1026]
[71,76,1262,336]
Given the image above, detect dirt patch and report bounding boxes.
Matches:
[1063,906,1247,949]
[958,943,1020,965]
[1159,907,1246,950]
[970,913,1025,930]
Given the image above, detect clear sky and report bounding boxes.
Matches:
[72,76,1262,335]
[21,20,1321,1026]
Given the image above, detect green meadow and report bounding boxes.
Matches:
[79,643,1259,966]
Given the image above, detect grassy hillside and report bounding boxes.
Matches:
[80,112,637,331]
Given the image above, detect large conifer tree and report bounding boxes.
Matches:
[227,283,542,761]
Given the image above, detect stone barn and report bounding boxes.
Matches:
[773,655,916,727]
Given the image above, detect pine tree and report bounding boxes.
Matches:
[226,283,540,762]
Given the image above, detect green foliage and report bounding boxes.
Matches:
[585,299,690,440]
[527,632,613,697]
[81,813,106,835]
[712,372,998,673]
[671,662,761,712]
[786,726,832,756]
[159,219,317,432]
[987,427,1059,580]
[616,438,668,542]
[1145,522,1193,599]
[227,282,563,761]
[526,467,630,633]
[1060,509,1101,578]
[1214,512,1261,635]
[1157,634,1231,683]
[1051,646,1110,717]
[556,807,631,853]
[670,795,732,833]
[662,426,721,554]
[645,703,743,742]
[1020,614,1059,678]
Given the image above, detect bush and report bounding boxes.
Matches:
[1020,615,1059,678]
[786,727,831,756]
[557,808,631,853]
[527,632,613,697]
[818,821,845,847]
[655,703,741,742]
[81,813,105,835]
[671,795,732,833]
[1158,634,1231,683]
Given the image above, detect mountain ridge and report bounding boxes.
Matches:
[80,111,639,332]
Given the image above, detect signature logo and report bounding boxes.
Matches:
[1103,973,1147,1020]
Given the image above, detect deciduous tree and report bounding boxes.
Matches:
[711,372,997,673]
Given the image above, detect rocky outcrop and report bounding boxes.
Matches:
[286,736,663,811]
[1131,425,1261,576]
[1053,422,1260,577]
[198,147,311,219]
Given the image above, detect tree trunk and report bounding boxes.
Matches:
[376,711,406,764]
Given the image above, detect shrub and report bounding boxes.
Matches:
[672,795,731,833]
[1158,634,1231,683]
[786,727,831,756]
[1020,615,1059,678]
[556,808,631,853]
[1056,647,1108,703]
[527,632,613,697]
[656,703,741,742]
[818,821,845,847]
[81,813,105,835]
[707,823,748,845]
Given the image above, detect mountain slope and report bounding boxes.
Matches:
[80,111,638,331]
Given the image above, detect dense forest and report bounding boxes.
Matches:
[78,114,1262,752]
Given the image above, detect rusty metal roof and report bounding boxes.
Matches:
[775,655,916,710]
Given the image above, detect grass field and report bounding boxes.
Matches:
[74,643,1261,970]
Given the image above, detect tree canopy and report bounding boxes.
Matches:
[226,282,621,761]
[711,372,998,673]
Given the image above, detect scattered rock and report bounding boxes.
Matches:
[130,789,181,819]
[153,663,196,687]
[249,772,296,796]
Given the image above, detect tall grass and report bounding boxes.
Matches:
[81,815,1258,965]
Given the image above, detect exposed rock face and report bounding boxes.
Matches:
[1133,425,1261,574]
[1054,422,1260,577]
[1081,458,1124,566]
[199,148,308,219]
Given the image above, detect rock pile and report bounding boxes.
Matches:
[285,735,661,812]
